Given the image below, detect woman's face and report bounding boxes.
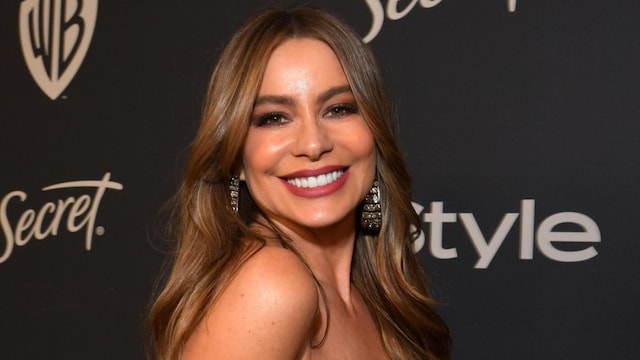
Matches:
[240,38,376,234]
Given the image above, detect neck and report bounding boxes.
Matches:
[256,214,358,304]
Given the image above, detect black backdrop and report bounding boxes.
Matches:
[2,1,639,359]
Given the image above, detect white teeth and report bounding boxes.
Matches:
[317,174,327,186]
[287,170,344,189]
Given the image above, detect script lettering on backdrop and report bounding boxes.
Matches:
[412,200,601,269]
[0,173,123,264]
[19,0,99,100]
[363,0,518,42]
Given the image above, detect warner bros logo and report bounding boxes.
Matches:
[19,0,98,100]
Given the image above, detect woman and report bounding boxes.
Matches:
[148,6,450,360]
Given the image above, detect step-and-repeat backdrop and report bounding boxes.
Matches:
[2,1,638,359]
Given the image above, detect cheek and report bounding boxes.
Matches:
[240,133,261,180]
[355,128,378,183]
[241,132,289,179]
[349,125,377,162]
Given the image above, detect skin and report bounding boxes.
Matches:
[182,39,388,359]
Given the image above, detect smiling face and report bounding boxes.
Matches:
[240,38,376,236]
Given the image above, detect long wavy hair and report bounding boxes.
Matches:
[147,6,450,360]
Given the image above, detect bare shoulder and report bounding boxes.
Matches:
[182,245,319,359]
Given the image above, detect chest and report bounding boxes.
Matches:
[301,292,389,360]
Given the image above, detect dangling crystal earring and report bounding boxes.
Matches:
[361,180,381,233]
[229,175,240,213]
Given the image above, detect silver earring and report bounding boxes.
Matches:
[361,180,381,233]
[229,175,240,213]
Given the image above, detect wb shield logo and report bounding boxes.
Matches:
[19,0,98,100]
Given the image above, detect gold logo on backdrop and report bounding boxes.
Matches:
[19,0,99,100]
[0,173,123,264]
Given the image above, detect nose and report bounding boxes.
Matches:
[291,116,333,161]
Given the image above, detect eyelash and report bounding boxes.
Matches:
[325,103,359,118]
[253,103,359,127]
[254,112,288,127]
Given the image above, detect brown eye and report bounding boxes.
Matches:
[325,104,358,118]
[255,113,289,127]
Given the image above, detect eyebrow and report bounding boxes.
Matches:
[254,85,353,107]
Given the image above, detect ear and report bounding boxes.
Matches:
[238,167,246,181]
